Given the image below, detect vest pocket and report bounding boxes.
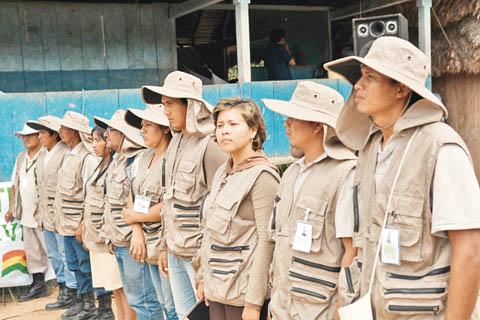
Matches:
[108,174,127,203]
[173,203,201,231]
[59,174,77,197]
[205,195,238,242]
[338,257,362,306]
[293,195,328,253]
[174,161,196,201]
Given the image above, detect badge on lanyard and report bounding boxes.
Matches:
[133,195,151,214]
[293,208,313,253]
[381,227,401,265]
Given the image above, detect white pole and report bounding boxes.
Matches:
[417,0,432,88]
[234,0,251,83]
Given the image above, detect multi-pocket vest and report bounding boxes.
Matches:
[83,161,110,252]
[12,152,28,220]
[201,163,280,306]
[36,143,69,232]
[163,133,212,259]
[269,157,355,320]
[103,151,143,247]
[131,149,166,264]
[55,144,90,236]
[350,122,473,319]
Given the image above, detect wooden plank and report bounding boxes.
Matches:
[169,0,223,19]
[0,93,15,181]
[104,4,128,70]
[153,3,176,69]
[41,2,62,91]
[140,5,158,69]
[125,4,145,69]
[0,3,23,73]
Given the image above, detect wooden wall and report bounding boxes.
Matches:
[433,74,480,178]
[0,1,176,92]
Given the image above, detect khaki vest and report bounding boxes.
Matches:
[12,151,41,221]
[55,144,90,236]
[83,160,110,252]
[103,151,143,247]
[269,157,355,320]
[131,149,166,263]
[201,163,280,306]
[352,122,472,319]
[36,143,69,231]
[163,133,212,258]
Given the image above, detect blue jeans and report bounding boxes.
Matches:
[63,236,93,294]
[167,252,197,319]
[114,246,162,320]
[148,264,178,320]
[43,229,77,289]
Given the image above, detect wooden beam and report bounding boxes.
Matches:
[210,4,330,11]
[331,0,414,21]
[234,0,251,83]
[169,0,223,19]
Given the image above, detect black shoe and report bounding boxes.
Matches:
[46,283,76,310]
[19,273,48,302]
[94,294,114,320]
[75,292,97,320]
[60,294,84,319]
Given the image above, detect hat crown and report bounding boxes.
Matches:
[64,111,89,127]
[111,109,127,122]
[291,81,344,118]
[366,37,430,84]
[163,71,203,99]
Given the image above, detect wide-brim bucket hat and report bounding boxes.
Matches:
[140,71,214,112]
[27,115,62,133]
[59,111,92,134]
[94,110,146,148]
[125,104,170,129]
[15,123,38,137]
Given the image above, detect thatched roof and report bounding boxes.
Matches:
[431,0,480,76]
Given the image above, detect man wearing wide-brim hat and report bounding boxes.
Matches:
[324,36,480,319]
[26,116,78,310]
[261,81,357,320]
[140,71,227,318]
[5,123,50,302]
[55,111,100,320]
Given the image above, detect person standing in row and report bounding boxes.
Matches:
[141,71,227,318]
[5,124,50,302]
[262,81,357,319]
[122,104,178,319]
[55,111,101,320]
[325,36,480,319]
[196,98,280,320]
[26,116,77,310]
[82,125,132,320]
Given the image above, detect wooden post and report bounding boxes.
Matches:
[417,0,432,89]
[234,0,251,83]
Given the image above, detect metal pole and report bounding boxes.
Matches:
[234,0,251,83]
[417,0,432,88]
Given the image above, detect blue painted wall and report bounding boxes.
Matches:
[0,79,352,181]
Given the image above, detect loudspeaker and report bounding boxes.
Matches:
[352,13,408,57]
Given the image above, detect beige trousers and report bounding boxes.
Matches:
[23,226,49,274]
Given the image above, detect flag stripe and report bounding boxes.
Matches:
[2,263,28,277]
[3,250,26,261]
[3,256,27,270]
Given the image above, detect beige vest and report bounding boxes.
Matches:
[201,163,280,306]
[353,122,471,319]
[36,143,69,232]
[269,157,355,320]
[131,149,166,263]
[103,151,143,247]
[83,160,110,252]
[55,144,90,236]
[12,151,27,220]
[163,133,212,258]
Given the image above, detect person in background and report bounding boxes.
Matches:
[26,116,78,310]
[264,28,296,81]
[196,98,279,320]
[5,123,50,302]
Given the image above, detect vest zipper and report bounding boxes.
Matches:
[146,236,159,242]
[180,223,199,228]
[174,204,201,211]
[291,287,326,300]
[384,288,446,295]
[345,267,355,294]
[175,214,200,219]
[62,206,82,211]
[292,256,341,273]
[62,199,84,204]
[289,271,336,288]
[209,258,244,264]
[271,195,281,230]
[388,305,440,314]
[211,244,249,252]
[212,269,237,275]
[387,266,450,280]
[353,185,359,233]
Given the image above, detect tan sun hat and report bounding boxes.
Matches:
[59,111,92,134]
[141,71,213,111]
[94,109,146,148]
[27,115,62,133]
[125,104,170,129]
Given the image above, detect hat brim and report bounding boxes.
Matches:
[324,56,448,118]
[262,99,337,128]
[141,86,213,112]
[93,116,146,148]
[60,118,92,134]
[26,121,59,133]
[125,108,170,129]
[15,131,38,137]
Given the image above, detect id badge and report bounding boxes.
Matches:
[292,221,313,253]
[381,227,400,265]
[133,195,151,214]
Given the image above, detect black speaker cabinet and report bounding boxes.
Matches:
[352,13,408,57]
